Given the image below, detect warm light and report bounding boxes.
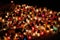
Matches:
[8,36,10,39]
[50,29,53,31]
[17,9,20,11]
[40,32,44,35]
[29,12,32,14]
[2,19,5,22]
[18,17,21,21]
[28,30,32,33]
[49,11,52,14]
[26,30,29,32]
[32,33,36,36]
[3,28,6,30]
[34,16,37,20]
[5,15,8,18]
[28,15,30,18]
[13,26,16,29]
[37,33,40,37]
[23,32,26,35]
[35,25,39,28]
[11,1,14,3]
[0,17,2,20]
[7,12,9,16]
[38,17,42,21]
[15,34,18,37]
[28,36,32,39]
[43,7,47,11]
[16,17,18,21]
[58,17,60,21]
[36,9,39,12]
[26,19,30,23]
[32,27,34,30]
[46,30,50,33]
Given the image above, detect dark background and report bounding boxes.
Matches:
[0,0,60,12]
[0,0,60,40]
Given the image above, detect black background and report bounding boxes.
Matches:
[0,0,60,11]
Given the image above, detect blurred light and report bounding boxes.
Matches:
[46,30,50,33]
[32,33,36,36]
[2,19,5,22]
[28,36,32,39]
[3,28,6,30]
[13,26,16,29]
[37,33,40,37]
[15,34,18,37]
[7,12,9,16]
[58,17,60,21]
[50,29,53,31]
[53,26,58,31]
[23,32,26,35]
[40,32,44,35]
[26,30,29,32]
[29,30,32,33]
[0,17,2,20]
[11,1,14,3]
[7,36,10,39]
[34,16,37,20]
[5,16,8,18]
[49,11,52,14]
[32,27,34,31]
[36,9,39,12]
[24,37,27,40]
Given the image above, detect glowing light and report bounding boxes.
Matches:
[5,16,8,18]
[35,31,38,34]
[38,17,42,21]
[29,12,32,14]
[26,19,30,23]
[36,9,39,12]
[35,25,39,28]
[7,12,9,16]
[16,17,18,21]
[2,19,5,22]
[30,18,33,20]
[23,32,26,35]
[11,1,14,3]
[18,17,21,21]
[47,25,50,28]
[13,26,16,29]
[15,34,18,37]
[40,26,45,30]
[43,7,47,11]
[34,16,37,20]
[28,36,32,39]
[17,9,20,11]
[49,11,52,14]
[32,27,34,31]
[7,36,10,39]
[26,30,29,32]
[32,33,36,36]
[28,30,32,33]
[28,15,30,18]
[58,17,60,21]
[0,17,2,20]
[37,33,40,37]
[3,28,6,30]
[40,32,44,35]
[50,29,53,31]
[46,30,50,33]
[53,26,58,31]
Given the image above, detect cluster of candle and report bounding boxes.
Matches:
[0,3,60,40]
